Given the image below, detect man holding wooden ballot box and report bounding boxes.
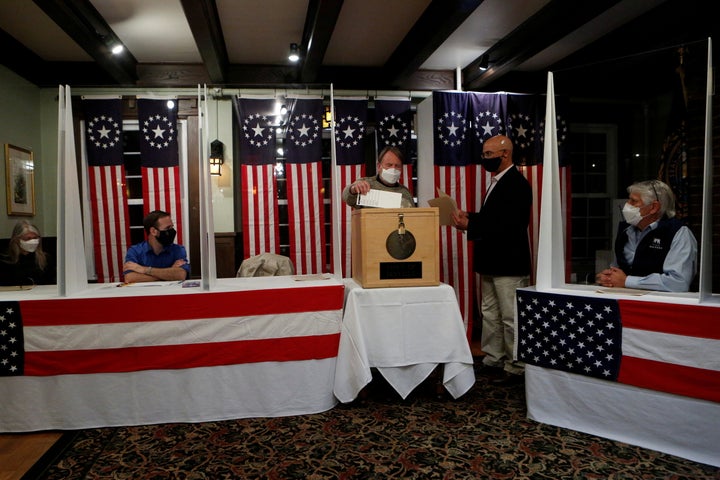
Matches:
[342,146,415,209]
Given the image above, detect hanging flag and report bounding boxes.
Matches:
[375,98,414,193]
[235,97,280,258]
[507,93,572,283]
[136,98,184,245]
[333,98,368,277]
[516,290,720,404]
[82,98,131,283]
[468,92,510,216]
[0,287,343,377]
[432,91,478,336]
[285,97,326,275]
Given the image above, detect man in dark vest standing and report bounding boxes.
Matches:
[596,179,697,292]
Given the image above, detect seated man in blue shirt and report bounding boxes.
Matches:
[123,210,190,283]
[596,179,697,292]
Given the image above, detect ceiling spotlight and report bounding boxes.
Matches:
[478,54,489,71]
[288,43,300,62]
[111,44,124,55]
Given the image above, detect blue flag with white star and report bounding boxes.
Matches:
[83,98,124,166]
[333,99,367,166]
[375,99,412,160]
[506,94,539,166]
[469,93,508,161]
[432,91,472,166]
[285,98,323,164]
[236,98,277,165]
[137,99,179,167]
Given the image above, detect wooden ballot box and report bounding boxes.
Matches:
[351,207,440,288]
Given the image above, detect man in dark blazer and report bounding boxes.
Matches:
[452,134,532,385]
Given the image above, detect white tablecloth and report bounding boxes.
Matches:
[334,279,475,402]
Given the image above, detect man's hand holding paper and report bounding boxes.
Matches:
[428,188,459,226]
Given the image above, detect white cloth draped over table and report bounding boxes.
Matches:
[334,279,475,402]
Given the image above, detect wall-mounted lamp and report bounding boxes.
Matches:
[322,105,332,128]
[478,54,489,71]
[210,139,224,176]
[288,43,300,62]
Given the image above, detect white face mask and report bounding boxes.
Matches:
[621,203,644,226]
[380,167,401,185]
[20,238,40,253]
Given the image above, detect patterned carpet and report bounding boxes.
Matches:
[26,367,720,479]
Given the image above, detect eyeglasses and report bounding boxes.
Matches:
[482,149,505,158]
[649,180,660,202]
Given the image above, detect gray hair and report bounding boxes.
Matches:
[6,220,47,268]
[627,180,676,218]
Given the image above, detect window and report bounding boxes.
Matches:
[568,124,617,284]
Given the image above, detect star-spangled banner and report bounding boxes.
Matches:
[285,97,326,274]
[236,98,277,166]
[137,98,184,244]
[235,97,280,257]
[82,98,131,283]
[516,289,720,404]
[432,91,479,336]
[137,99,179,168]
[506,94,538,165]
[433,92,472,167]
[333,99,367,166]
[83,99,124,166]
[0,288,343,377]
[375,98,412,159]
[469,93,507,158]
[333,98,368,276]
[516,290,623,380]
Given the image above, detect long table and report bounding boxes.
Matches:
[334,279,475,402]
[517,286,720,467]
[0,276,344,431]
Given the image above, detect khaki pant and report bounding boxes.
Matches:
[477,274,529,375]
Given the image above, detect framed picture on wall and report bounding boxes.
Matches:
[5,144,35,216]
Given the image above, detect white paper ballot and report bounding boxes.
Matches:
[357,189,402,208]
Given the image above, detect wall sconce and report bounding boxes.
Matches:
[288,43,300,62]
[478,54,489,71]
[209,139,224,176]
[322,105,332,128]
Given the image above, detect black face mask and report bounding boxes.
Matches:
[156,228,177,247]
[480,155,502,173]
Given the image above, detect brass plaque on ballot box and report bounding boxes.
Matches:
[351,207,440,288]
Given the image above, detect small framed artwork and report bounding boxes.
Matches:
[5,144,35,216]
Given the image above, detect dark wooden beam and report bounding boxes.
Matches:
[178,0,228,83]
[32,0,138,85]
[300,0,344,83]
[462,0,624,91]
[384,0,483,88]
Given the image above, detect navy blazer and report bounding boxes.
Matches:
[466,166,532,276]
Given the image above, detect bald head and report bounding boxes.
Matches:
[481,134,514,173]
[485,134,513,153]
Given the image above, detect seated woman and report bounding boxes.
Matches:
[0,220,56,286]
